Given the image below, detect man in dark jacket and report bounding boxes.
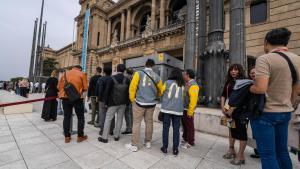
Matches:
[98,64,130,143]
[122,67,134,135]
[87,67,102,126]
[97,67,114,135]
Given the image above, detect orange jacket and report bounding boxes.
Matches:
[58,67,88,99]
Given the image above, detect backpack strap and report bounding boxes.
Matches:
[272,51,298,85]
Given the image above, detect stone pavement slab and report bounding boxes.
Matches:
[0,102,299,169]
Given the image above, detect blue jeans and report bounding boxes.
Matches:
[251,112,292,169]
[162,113,181,150]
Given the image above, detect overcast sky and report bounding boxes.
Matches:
[0,0,81,81]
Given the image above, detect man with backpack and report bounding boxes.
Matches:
[58,65,88,143]
[98,64,130,143]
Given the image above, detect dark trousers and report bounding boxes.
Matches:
[62,99,85,137]
[251,112,292,169]
[182,111,195,145]
[162,113,181,150]
[124,104,133,132]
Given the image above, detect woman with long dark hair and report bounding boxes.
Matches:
[160,69,185,156]
[221,64,248,165]
[41,70,59,121]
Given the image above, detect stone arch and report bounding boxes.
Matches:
[167,0,187,24]
[111,17,121,42]
[131,3,151,36]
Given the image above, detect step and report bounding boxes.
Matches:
[0,90,33,115]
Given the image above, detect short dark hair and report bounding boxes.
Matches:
[103,67,112,76]
[74,65,82,70]
[265,28,292,46]
[96,67,102,73]
[185,69,195,79]
[117,64,126,73]
[126,67,134,75]
[145,59,155,67]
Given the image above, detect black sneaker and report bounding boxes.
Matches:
[173,148,179,156]
[114,137,119,141]
[121,131,132,135]
[87,121,94,125]
[98,137,108,143]
[160,147,167,154]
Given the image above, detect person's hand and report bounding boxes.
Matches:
[225,107,235,117]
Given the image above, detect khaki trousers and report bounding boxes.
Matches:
[131,102,155,146]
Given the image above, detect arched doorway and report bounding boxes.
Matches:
[132,5,151,36]
[168,0,187,24]
[140,12,151,33]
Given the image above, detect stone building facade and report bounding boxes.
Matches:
[51,0,300,77]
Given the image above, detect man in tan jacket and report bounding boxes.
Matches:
[58,65,88,143]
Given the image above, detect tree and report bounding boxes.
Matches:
[43,58,58,76]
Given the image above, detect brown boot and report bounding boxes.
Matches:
[65,137,71,143]
[77,135,88,143]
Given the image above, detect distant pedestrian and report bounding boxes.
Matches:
[34,82,40,93]
[180,69,199,149]
[98,64,130,143]
[3,82,7,90]
[41,82,46,93]
[15,80,20,95]
[250,28,300,169]
[87,67,102,127]
[122,67,134,135]
[41,70,59,121]
[160,69,185,156]
[58,65,88,143]
[30,81,34,93]
[19,78,30,98]
[126,59,163,152]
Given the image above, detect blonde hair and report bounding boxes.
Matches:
[51,70,57,77]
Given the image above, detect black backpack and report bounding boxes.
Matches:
[63,72,81,102]
[112,76,128,105]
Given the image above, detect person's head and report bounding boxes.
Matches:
[95,67,102,74]
[103,67,112,76]
[116,64,126,73]
[183,69,195,82]
[226,64,245,83]
[51,70,57,77]
[248,66,256,80]
[126,67,134,75]
[73,65,82,71]
[168,69,185,87]
[264,28,291,54]
[145,59,155,68]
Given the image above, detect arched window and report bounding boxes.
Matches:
[250,0,267,24]
[140,12,151,33]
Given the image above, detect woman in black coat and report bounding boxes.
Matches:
[41,70,58,121]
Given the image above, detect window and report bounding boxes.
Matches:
[97,32,100,46]
[250,0,267,24]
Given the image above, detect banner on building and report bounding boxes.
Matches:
[81,9,90,72]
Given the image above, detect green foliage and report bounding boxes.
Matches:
[43,57,58,76]
[10,77,23,83]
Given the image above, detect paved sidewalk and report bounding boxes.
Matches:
[0,108,299,169]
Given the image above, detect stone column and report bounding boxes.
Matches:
[205,0,226,108]
[151,0,156,30]
[107,19,111,45]
[120,11,126,42]
[229,0,246,67]
[184,0,196,69]
[126,8,131,40]
[197,0,206,80]
[160,0,166,28]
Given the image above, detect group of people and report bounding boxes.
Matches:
[38,27,300,169]
[221,28,300,169]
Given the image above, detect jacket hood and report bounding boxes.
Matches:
[234,79,254,90]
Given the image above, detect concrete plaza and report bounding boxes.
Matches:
[0,94,299,169]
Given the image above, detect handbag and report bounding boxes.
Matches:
[141,70,163,121]
[63,71,81,102]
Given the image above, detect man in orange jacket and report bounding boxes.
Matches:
[58,65,88,143]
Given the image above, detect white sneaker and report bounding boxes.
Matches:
[125,143,138,152]
[181,143,192,149]
[145,142,151,149]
